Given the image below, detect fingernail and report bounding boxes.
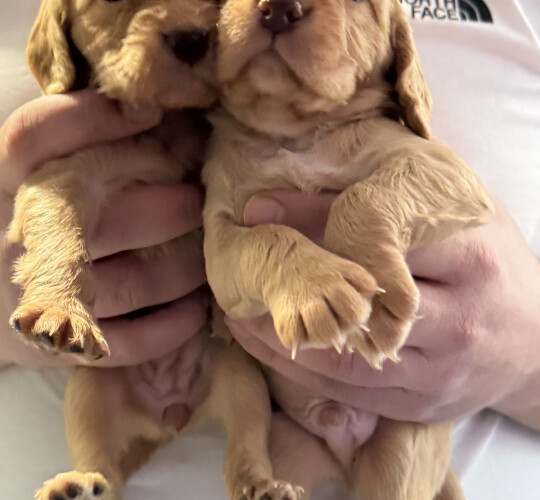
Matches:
[120,102,162,123]
[244,196,285,226]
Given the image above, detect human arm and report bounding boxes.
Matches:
[0,89,208,367]
[228,190,540,430]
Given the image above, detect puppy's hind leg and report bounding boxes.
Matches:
[203,341,305,500]
[351,419,454,500]
[35,366,175,500]
[269,412,346,500]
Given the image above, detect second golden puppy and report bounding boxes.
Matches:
[203,0,492,498]
[8,0,217,358]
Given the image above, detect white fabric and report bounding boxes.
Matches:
[1,0,539,499]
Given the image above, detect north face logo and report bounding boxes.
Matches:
[398,0,493,23]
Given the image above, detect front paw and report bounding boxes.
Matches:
[360,263,420,369]
[35,471,114,500]
[267,251,379,358]
[234,479,305,500]
[10,300,109,360]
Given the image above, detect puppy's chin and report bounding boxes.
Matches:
[221,50,355,137]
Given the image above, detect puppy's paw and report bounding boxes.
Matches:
[235,479,305,500]
[35,472,113,500]
[268,251,378,358]
[11,301,109,360]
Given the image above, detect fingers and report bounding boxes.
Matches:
[93,236,206,318]
[229,318,440,420]
[96,289,209,367]
[244,190,338,244]
[89,183,204,259]
[226,315,428,390]
[0,89,162,195]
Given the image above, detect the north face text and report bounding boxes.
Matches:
[398,0,493,23]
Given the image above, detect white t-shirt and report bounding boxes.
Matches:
[0,1,539,499]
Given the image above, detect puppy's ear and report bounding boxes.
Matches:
[389,4,432,139]
[26,0,76,94]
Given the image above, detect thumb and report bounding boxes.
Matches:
[243,189,338,243]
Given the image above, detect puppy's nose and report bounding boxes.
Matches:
[258,0,304,34]
[163,29,210,66]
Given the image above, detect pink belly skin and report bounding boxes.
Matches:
[266,368,379,468]
[122,331,212,430]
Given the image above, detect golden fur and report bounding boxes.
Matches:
[202,0,492,498]
[17,1,304,499]
[9,0,218,357]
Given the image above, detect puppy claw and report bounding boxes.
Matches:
[376,287,387,295]
[10,302,109,360]
[10,317,22,333]
[290,341,300,360]
[332,340,344,354]
[388,350,401,363]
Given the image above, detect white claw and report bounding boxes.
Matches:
[291,341,300,360]
[376,287,387,295]
[388,351,401,363]
[332,340,344,355]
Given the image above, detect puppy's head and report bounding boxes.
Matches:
[27,0,220,108]
[217,0,431,137]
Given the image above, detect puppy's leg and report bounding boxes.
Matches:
[269,412,345,500]
[8,139,182,359]
[203,208,379,358]
[202,341,304,500]
[35,366,174,500]
[325,152,492,367]
[351,419,456,500]
[8,165,108,358]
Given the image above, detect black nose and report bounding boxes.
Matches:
[163,29,210,66]
[258,0,304,34]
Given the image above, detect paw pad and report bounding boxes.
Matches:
[35,472,109,500]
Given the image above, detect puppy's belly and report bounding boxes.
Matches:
[294,400,378,468]
[123,332,212,430]
[267,369,378,468]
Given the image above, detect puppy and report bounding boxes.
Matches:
[202,0,492,498]
[18,1,303,499]
[9,0,217,358]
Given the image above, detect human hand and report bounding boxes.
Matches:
[228,190,540,430]
[0,90,208,367]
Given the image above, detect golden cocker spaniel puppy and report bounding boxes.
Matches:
[202,0,492,498]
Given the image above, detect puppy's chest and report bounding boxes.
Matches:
[261,150,348,192]
[249,140,373,194]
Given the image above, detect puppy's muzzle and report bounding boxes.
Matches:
[163,29,210,66]
[258,0,304,34]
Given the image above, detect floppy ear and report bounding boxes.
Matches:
[26,0,76,94]
[390,4,432,139]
